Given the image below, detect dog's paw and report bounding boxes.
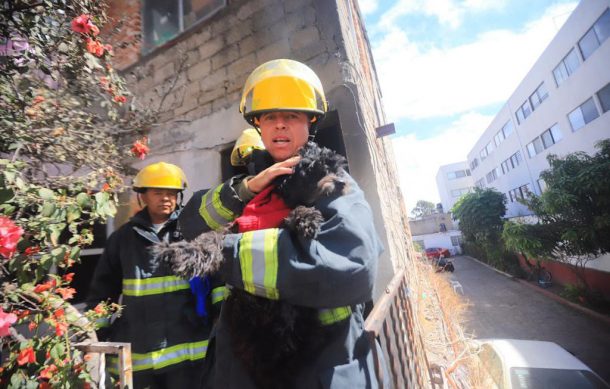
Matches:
[152,231,225,279]
[284,206,324,239]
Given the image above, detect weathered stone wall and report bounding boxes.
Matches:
[105,0,416,296]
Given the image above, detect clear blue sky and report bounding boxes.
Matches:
[357,0,578,213]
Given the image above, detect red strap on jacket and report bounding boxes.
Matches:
[235,186,291,232]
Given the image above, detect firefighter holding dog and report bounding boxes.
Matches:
[177,59,385,388]
[86,162,213,389]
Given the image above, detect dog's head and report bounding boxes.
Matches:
[274,142,347,208]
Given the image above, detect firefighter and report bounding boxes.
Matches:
[179,59,384,388]
[86,162,213,389]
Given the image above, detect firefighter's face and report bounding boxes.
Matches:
[258,111,310,162]
[140,188,179,222]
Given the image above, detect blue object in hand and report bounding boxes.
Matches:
[189,276,211,318]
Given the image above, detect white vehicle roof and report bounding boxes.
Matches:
[480,339,592,371]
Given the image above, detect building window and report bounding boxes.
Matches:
[597,82,610,113]
[486,168,499,184]
[568,97,600,131]
[510,150,523,168]
[451,235,463,246]
[541,124,563,149]
[526,137,544,158]
[475,178,485,188]
[529,82,549,110]
[516,100,532,124]
[451,188,471,198]
[537,178,547,193]
[578,8,610,61]
[413,240,425,250]
[527,125,561,158]
[470,158,479,171]
[508,184,532,203]
[447,169,470,180]
[553,48,580,86]
[480,147,488,160]
[502,120,514,138]
[142,0,226,53]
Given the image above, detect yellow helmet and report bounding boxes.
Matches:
[239,59,328,125]
[230,128,265,166]
[132,162,188,192]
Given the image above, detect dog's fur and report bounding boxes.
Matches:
[155,142,347,389]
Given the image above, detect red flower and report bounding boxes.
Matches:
[62,273,75,283]
[0,307,17,337]
[113,95,127,103]
[55,321,68,337]
[24,246,40,256]
[71,14,98,35]
[39,364,57,380]
[0,217,23,259]
[17,346,36,365]
[34,279,57,293]
[71,14,91,34]
[28,321,37,332]
[33,96,45,104]
[131,137,149,160]
[39,383,51,389]
[85,38,105,57]
[56,287,76,300]
[93,304,107,315]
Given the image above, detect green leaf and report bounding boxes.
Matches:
[67,205,81,223]
[76,192,91,208]
[41,202,56,217]
[70,246,81,260]
[38,188,55,200]
[0,188,14,203]
[50,342,66,361]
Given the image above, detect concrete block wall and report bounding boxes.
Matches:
[104,0,416,295]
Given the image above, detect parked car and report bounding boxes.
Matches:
[424,247,450,259]
[472,339,609,388]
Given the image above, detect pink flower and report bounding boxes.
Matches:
[0,307,17,337]
[0,216,23,259]
[85,38,105,57]
[71,14,92,34]
[131,138,149,160]
[71,14,99,35]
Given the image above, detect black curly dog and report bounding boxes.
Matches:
[154,142,348,389]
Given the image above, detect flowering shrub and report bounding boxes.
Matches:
[1,1,157,387]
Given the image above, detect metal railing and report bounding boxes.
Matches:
[364,268,434,388]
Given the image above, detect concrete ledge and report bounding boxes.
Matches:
[465,255,610,327]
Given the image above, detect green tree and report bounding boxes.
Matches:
[503,139,610,284]
[410,199,437,219]
[451,188,506,244]
[0,1,155,386]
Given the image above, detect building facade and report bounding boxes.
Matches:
[435,161,474,214]
[99,0,417,298]
[409,213,463,255]
[466,0,610,218]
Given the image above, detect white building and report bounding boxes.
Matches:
[436,161,474,214]
[466,0,610,218]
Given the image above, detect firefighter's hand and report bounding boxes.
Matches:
[246,156,300,194]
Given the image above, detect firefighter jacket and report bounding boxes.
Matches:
[86,208,214,377]
[179,153,385,388]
